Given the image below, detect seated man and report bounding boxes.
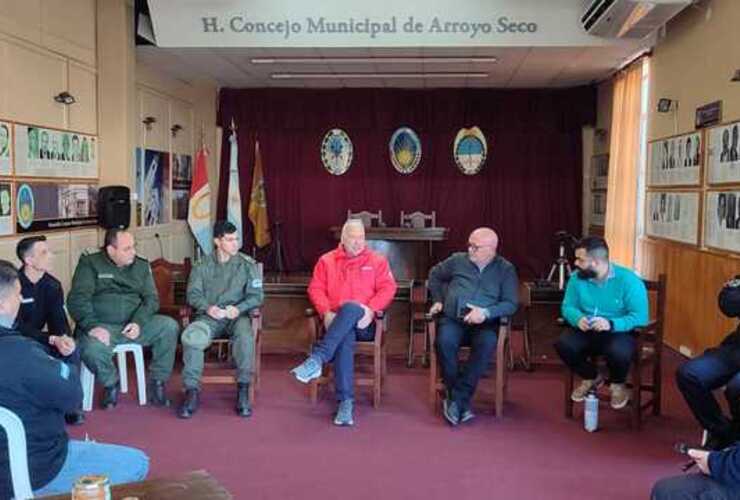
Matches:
[0,260,149,498]
[178,221,264,419]
[291,219,397,426]
[16,235,83,425]
[651,444,740,500]
[428,227,518,426]
[676,276,740,451]
[67,228,179,410]
[554,236,649,409]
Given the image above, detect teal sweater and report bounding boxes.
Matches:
[561,263,649,333]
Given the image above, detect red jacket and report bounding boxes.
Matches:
[308,245,397,316]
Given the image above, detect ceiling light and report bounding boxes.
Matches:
[270,72,489,80]
[253,56,497,65]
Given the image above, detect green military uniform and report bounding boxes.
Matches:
[181,252,264,390]
[67,251,179,388]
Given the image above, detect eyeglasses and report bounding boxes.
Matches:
[468,243,493,252]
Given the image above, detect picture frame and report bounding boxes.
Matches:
[704,189,740,254]
[647,132,703,187]
[645,190,701,246]
[591,154,609,190]
[705,120,740,185]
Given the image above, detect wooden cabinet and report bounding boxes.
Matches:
[41,0,96,67]
[170,99,193,155]
[4,41,68,129]
[0,0,42,46]
[68,62,97,134]
[139,88,170,151]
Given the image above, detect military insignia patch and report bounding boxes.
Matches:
[389,127,422,174]
[16,183,34,229]
[454,127,488,175]
[321,129,353,175]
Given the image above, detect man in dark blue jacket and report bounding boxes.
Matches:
[428,227,519,426]
[16,235,84,424]
[0,260,149,498]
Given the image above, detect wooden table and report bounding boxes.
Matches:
[329,226,448,280]
[40,469,231,499]
[522,281,565,369]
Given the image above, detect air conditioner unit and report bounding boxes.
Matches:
[581,0,693,39]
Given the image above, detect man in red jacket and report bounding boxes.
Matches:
[291,219,397,426]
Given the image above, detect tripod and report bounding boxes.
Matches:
[547,241,572,290]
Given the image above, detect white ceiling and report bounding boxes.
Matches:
[136,42,650,89]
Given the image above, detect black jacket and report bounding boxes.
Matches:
[17,269,68,338]
[0,326,82,498]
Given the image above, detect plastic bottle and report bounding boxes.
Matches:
[584,390,599,432]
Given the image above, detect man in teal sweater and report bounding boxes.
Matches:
[554,236,649,410]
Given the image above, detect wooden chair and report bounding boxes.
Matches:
[305,308,388,408]
[427,314,512,418]
[347,209,384,228]
[407,280,430,368]
[150,257,263,403]
[563,273,667,429]
[400,210,436,228]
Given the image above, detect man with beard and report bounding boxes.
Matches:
[554,237,649,410]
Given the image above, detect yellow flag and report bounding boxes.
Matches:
[248,140,271,247]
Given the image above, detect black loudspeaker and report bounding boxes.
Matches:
[97,185,131,229]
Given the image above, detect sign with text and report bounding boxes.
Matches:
[148,0,616,47]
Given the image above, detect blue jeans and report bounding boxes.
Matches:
[554,327,636,383]
[435,317,499,407]
[312,303,375,402]
[33,440,149,496]
[651,473,740,500]
[676,344,740,441]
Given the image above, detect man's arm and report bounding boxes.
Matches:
[307,258,332,316]
[367,258,397,312]
[428,256,453,303]
[23,345,82,412]
[610,276,649,332]
[66,256,100,333]
[47,280,69,336]
[234,262,264,313]
[186,263,210,313]
[486,265,519,319]
[561,276,585,328]
[130,263,160,327]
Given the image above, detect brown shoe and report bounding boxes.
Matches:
[610,383,631,409]
[571,377,602,402]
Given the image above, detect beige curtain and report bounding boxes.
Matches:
[605,60,644,267]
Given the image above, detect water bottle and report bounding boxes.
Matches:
[584,390,599,432]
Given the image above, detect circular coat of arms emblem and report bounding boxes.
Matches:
[454,127,488,175]
[16,183,34,229]
[389,127,422,174]
[321,129,353,175]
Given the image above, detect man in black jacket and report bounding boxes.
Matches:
[427,227,519,426]
[16,236,83,424]
[0,260,149,497]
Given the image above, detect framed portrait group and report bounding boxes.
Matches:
[588,153,609,228]
[0,119,100,236]
[645,120,740,255]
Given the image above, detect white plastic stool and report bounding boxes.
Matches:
[81,343,147,411]
[0,406,34,499]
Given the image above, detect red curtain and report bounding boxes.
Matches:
[217,87,596,278]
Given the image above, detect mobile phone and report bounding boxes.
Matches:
[459,306,472,319]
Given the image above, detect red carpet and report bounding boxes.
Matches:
[70,351,704,500]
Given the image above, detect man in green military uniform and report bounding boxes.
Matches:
[68,228,179,410]
[177,221,264,419]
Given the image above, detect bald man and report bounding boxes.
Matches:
[428,228,519,426]
[291,219,397,426]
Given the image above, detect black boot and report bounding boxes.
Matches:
[236,383,252,418]
[177,389,199,419]
[102,385,118,410]
[64,409,85,426]
[148,380,171,407]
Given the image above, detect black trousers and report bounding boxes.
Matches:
[554,327,636,383]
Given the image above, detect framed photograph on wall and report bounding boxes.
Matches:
[15,181,98,233]
[13,125,98,178]
[645,190,701,245]
[647,132,702,187]
[704,190,740,253]
[0,182,13,235]
[590,191,606,227]
[706,120,740,184]
[591,154,609,190]
[0,121,11,175]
